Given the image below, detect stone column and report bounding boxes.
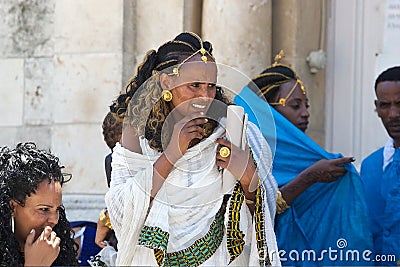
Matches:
[134,0,184,75]
[184,0,203,36]
[272,0,326,145]
[122,0,137,84]
[202,0,272,80]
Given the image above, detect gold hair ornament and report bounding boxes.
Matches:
[171,33,211,76]
[269,79,306,107]
[267,50,307,106]
[272,50,285,67]
[161,90,173,102]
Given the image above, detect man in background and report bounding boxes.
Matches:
[361,66,400,266]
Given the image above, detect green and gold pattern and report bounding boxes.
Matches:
[138,226,169,251]
[138,225,169,265]
[138,195,229,267]
[137,182,270,266]
[255,184,271,266]
[226,181,246,263]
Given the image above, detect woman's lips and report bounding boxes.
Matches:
[192,103,206,109]
[298,121,309,131]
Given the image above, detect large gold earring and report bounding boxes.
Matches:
[162,90,173,102]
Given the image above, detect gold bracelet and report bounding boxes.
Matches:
[99,208,113,230]
[276,190,290,214]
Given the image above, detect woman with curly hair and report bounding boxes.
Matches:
[0,142,79,266]
[103,32,280,266]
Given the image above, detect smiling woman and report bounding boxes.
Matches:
[0,142,79,266]
[101,32,281,266]
[160,59,218,122]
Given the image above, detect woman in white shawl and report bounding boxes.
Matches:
[104,32,280,267]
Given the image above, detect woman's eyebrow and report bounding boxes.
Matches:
[34,203,55,208]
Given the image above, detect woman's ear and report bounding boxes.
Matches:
[160,73,172,90]
[9,199,17,215]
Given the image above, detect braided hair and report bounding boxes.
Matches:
[249,64,298,103]
[0,142,79,267]
[102,111,122,150]
[375,66,400,91]
[110,32,229,152]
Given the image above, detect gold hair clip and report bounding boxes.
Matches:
[199,48,207,62]
[272,50,285,67]
[298,79,306,94]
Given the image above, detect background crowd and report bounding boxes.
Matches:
[1,1,400,266]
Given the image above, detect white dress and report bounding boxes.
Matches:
[105,122,280,266]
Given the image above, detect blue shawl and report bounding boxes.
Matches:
[235,86,373,266]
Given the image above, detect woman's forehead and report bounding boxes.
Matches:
[178,61,217,77]
[24,181,62,205]
[279,80,297,90]
[176,58,217,82]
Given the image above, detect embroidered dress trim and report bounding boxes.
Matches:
[138,195,229,267]
[226,181,245,263]
[138,226,169,250]
[255,184,271,266]
[137,226,169,265]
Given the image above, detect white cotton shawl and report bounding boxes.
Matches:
[105,121,280,266]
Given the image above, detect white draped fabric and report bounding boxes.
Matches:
[105,121,280,266]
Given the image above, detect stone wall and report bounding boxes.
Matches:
[271,0,327,146]
[0,0,124,221]
[0,0,328,221]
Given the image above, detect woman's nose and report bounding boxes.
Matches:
[301,106,310,118]
[47,211,59,228]
[196,85,209,98]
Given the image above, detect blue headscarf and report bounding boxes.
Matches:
[235,86,373,266]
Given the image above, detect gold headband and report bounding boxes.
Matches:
[269,79,306,106]
[263,50,306,106]
[170,33,211,76]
